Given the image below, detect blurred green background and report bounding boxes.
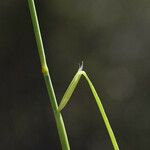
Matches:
[0,0,150,149]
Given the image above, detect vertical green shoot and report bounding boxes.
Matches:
[27,0,70,150]
[58,70,120,150]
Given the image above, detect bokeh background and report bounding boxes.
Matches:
[1,0,150,149]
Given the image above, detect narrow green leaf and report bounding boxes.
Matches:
[58,70,120,150]
[82,71,120,150]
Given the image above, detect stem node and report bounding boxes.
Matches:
[42,65,49,75]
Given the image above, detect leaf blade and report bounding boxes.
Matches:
[82,71,120,150]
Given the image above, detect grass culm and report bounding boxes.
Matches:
[27,0,120,149]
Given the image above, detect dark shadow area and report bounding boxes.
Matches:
[0,0,150,149]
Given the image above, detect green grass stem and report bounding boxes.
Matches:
[27,0,70,149]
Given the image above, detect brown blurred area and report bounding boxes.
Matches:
[0,0,150,149]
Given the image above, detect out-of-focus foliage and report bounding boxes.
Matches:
[0,0,150,149]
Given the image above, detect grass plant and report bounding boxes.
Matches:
[27,0,120,149]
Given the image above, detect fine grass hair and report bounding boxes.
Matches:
[27,0,120,149]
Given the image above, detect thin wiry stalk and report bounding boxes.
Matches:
[27,0,70,149]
